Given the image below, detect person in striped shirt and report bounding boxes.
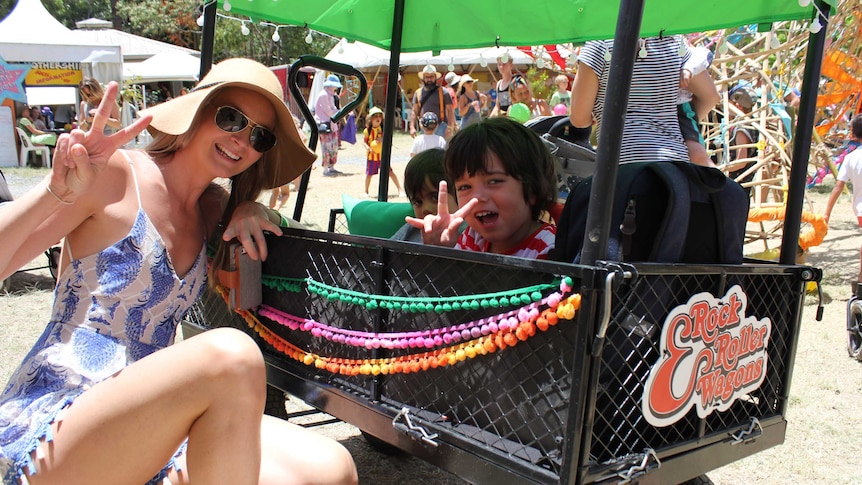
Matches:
[569,35,692,163]
[405,117,557,259]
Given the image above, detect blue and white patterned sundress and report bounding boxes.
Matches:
[0,156,208,484]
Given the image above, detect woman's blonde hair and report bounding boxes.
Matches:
[79,78,106,101]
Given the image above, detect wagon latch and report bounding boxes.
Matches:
[615,448,660,483]
[393,407,439,448]
[730,417,762,445]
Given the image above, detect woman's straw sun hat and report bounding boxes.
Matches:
[142,58,315,189]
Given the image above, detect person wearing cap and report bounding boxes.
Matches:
[316,74,344,176]
[457,73,486,129]
[677,45,720,168]
[0,59,358,485]
[410,112,447,158]
[409,65,456,140]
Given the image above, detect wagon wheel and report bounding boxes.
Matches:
[847,299,862,361]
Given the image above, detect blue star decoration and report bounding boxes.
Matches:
[0,55,31,103]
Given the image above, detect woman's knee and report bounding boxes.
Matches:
[195,328,265,390]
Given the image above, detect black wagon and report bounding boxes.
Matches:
[186,0,829,483]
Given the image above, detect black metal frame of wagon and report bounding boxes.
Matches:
[189,0,831,483]
[185,229,820,484]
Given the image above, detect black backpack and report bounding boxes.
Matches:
[550,161,749,265]
[550,162,750,462]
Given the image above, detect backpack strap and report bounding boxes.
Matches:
[439,88,445,122]
[418,86,438,112]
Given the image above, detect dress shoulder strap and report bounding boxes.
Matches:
[118,150,144,210]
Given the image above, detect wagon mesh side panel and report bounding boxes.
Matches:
[186,232,807,483]
[588,269,801,468]
[260,233,587,476]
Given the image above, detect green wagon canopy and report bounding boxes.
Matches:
[203,0,831,265]
[215,0,818,51]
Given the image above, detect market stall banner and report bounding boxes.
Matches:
[25,62,82,86]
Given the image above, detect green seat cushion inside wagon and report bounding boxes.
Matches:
[342,194,414,239]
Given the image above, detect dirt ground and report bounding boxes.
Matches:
[2,132,861,484]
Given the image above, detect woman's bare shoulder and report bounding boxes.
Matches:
[91,149,159,201]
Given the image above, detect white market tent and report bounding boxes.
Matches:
[0,0,124,166]
[0,0,123,85]
[73,17,201,83]
[325,39,536,72]
[123,51,201,83]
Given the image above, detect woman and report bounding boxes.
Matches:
[79,77,121,134]
[315,74,343,176]
[17,105,57,148]
[569,36,691,163]
[30,107,48,131]
[0,58,357,485]
[509,75,551,119]
[457,74,485,129]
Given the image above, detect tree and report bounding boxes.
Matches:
[117,0,199,50]
[0,0,112,28]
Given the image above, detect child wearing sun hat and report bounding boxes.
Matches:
[363,106,405,198]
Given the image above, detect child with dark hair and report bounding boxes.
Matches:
[405,117,557,259]
[391,148,460,243]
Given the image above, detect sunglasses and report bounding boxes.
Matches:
[213,105,277,153]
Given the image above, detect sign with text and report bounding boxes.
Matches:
[642,285,771,427]
[26,62,82,86]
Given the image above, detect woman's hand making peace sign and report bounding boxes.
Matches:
[46,81,152,204]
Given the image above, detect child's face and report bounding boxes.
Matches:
[410,177,458,218]
[454,152,535,255]
[556,79,568,91]
[371,114,383,127]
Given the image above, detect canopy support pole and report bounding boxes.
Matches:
[377,0,406,201]
[199,1,217,79]
[578,0,644,266]
[780,0,830,265]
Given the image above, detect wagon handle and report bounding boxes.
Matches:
[288,55,368,152]
[287,56,368,221]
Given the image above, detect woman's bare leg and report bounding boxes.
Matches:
[27,328,266,485]
[257,415,357,485]
[167,415,358,485]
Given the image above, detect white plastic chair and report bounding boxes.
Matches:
[15,127,51,168]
